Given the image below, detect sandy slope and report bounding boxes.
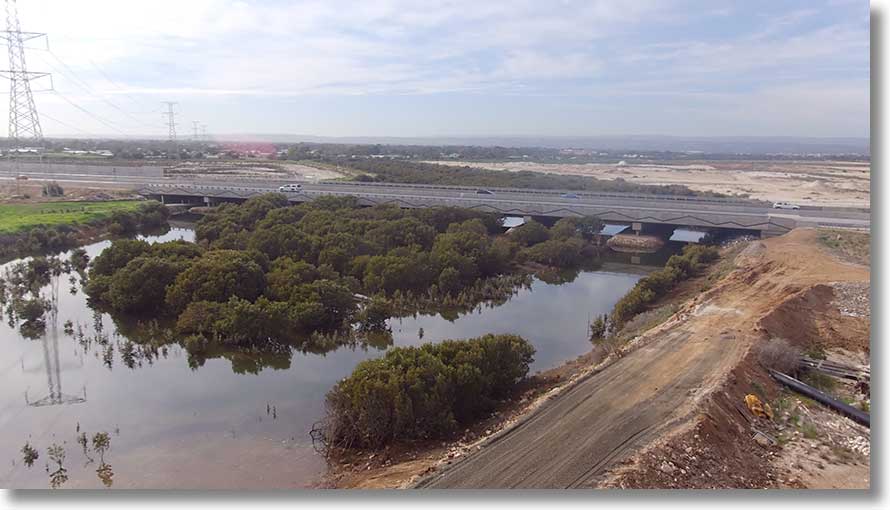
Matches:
[417,229,868,488]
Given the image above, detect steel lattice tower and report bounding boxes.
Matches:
[1,0,48,143]
[162,101,178,142]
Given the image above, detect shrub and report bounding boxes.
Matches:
[165,250,266,312]
[511,220,550,247]
[106,256,188,314]
[89,239,152,278]
[176,297,294,346]
[521,238,585,267]
[41,181,64,197]
[322,334,534,449]
[357,296,393,332]
[610,244,719,327]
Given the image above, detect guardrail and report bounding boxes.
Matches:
[313,180,767,206]
[139,183,787,232]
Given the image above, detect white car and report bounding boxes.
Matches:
[772,202,800,210]
[278,184,303,192]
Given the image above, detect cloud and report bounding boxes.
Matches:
[3,0,870,137]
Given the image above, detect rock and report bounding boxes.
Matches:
[660,461,676,474]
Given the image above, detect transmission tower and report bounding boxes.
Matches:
[1,0,50,144]
[192,120,199,140]
[161,101,177,142]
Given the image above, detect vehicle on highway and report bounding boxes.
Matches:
[278,183,303,192]
[475,189,495,195]
[560,193,580,199]
[772,201,800,210]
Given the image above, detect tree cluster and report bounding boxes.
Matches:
[321,334,535,449]
[86,194,603,351]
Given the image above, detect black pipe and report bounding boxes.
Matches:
[769,370,870,428]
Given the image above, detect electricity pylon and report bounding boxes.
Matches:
[162,101,177,142]
[0,0,50,143]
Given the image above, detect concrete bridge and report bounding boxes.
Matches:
[136,181,819,237]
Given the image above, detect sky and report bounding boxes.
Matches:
[1,0,871,139]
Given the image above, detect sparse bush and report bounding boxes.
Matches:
[41,181,64,197]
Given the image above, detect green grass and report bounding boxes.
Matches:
[0,200,143,234]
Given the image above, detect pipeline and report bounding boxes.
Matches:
[769,370,870,428]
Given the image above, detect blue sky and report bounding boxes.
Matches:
[5,0,870,139]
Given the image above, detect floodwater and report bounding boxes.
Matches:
[0,228,659,489]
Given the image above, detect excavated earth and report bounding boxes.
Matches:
[412,228,869,489]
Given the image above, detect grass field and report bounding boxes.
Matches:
[0,200,144,234]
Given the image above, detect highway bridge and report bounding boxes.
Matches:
[134,181,870,237]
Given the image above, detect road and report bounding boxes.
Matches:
[0,166,870,231]
[415,324,746,488]
[415,228,869,489]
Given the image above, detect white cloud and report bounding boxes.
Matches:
[1,0,869,137]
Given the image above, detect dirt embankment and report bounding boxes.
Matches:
[603,229,870,489]
[325,228,869,489]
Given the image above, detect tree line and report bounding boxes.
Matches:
[336,158,728,197]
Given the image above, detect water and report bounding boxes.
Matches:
[0,228,650,489]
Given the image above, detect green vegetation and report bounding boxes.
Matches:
[609,244,719,328]
[0,200,144,234]
[321,334,535,449]
[86,193,603,351]
[339,158,727,197]
[0,200,169,261]
[817,228,870,266]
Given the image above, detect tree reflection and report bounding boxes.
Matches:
[47,443,68,489]
[92,432,113,487]
[21,442,38,467]
[96,462,114,488]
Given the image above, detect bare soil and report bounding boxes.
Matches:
[603,228,870,489]
[163,161,346,181]
[0,182,136,203]
[427,160,870,208]
[328,228,869,489]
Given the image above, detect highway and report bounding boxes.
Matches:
[0,166,870,233]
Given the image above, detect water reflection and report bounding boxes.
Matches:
[0,227,666,488]
[46,443,68,489]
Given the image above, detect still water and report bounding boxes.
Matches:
[0,228,652,488]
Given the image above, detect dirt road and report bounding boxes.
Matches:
[418,229,867,489]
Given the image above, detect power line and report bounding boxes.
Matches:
[88,58,157,114]
[42,49,156,130]
[51,88,127,135]
[40,110,97,138]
